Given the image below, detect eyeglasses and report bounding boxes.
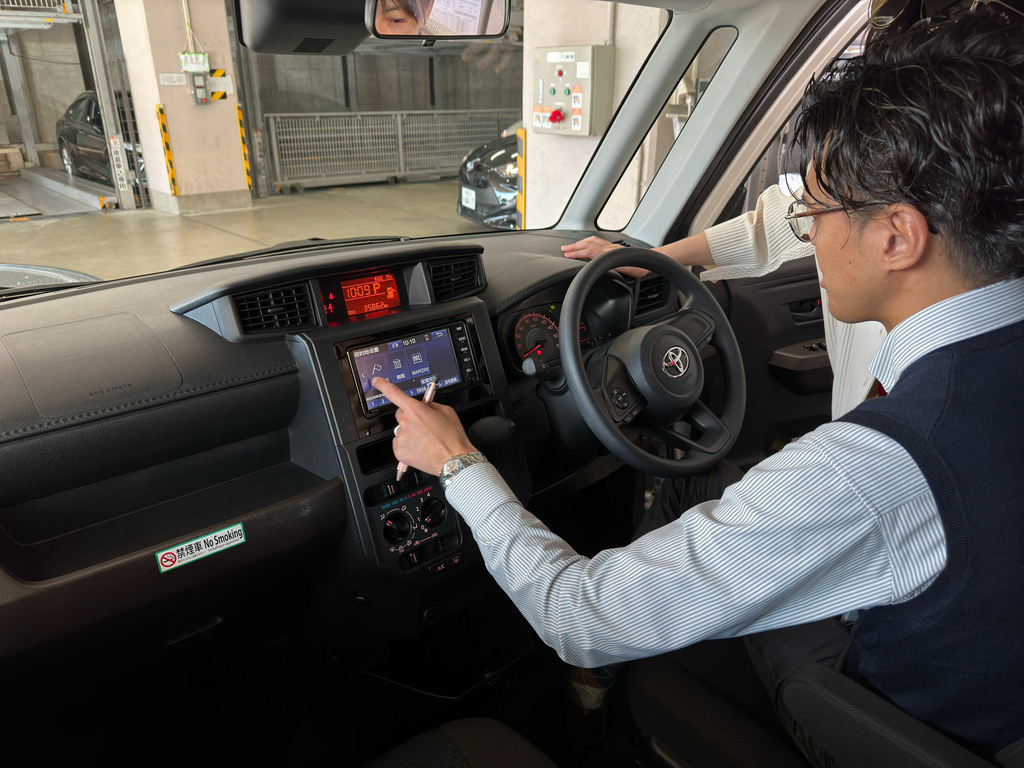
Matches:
[785,199,847,242]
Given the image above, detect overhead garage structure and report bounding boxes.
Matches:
[0,0,142,211]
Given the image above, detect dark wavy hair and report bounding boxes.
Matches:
[795,5,1024,285]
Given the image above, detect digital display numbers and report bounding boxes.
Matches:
[321,272,401,322]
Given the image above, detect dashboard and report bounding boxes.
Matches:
[0,230,678,663]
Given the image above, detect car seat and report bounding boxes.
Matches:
[363,717,558,768]
[628,653,1018,768]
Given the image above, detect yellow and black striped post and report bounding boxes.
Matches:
[210,68,228,101]
[156,104,178,197]
[515,127,526,230]
[237,104,253,192]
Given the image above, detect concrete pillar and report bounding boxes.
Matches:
[112,0,250,214]
[522,1,666,230]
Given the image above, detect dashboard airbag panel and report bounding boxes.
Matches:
[2,313,183,418]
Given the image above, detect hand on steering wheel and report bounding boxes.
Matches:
[561,237,650,279]
[559,247,745,478]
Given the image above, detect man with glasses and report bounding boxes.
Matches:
[564,0,1024,422]
[375,4,1024,764]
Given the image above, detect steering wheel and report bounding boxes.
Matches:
[559,247,746,478]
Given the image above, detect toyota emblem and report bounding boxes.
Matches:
[662,346,689,378]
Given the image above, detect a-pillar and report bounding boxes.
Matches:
[112,0,250,214]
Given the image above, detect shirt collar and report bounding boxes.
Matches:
[870,278,1024,392]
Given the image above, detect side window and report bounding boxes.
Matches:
[733,107,802,220]
[70,98,90,123]
[86,98,101,126]
[725,29,867,222]
[597,26,737,231]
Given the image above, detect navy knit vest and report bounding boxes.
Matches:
[838,318,1024,753]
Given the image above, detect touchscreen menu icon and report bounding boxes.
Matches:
[409,350,430,377]
[389,352,411,383]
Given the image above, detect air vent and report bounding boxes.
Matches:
[636,274,671,315]
[430,257,480,301]
[235,283,315,333]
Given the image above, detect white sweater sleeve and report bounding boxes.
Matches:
[701,184,814,281]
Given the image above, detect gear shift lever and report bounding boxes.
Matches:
[467,416,516,463]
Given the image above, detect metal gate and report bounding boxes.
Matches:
[265,109,520,190]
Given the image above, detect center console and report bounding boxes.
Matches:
[286,254,523,601]
[339,314,481,577]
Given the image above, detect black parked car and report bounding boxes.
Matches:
[456,122,520,229]
[56,91,143,187]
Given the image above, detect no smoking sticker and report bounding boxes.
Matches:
[155,523,245,573]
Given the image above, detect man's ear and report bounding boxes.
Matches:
[878,204,931,273]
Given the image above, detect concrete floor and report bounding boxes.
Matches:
[0,179,488,281]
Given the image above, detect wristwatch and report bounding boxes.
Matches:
[440,451,488,489]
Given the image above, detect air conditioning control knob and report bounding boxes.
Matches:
[382,510,414,544]
[420,497,447,529]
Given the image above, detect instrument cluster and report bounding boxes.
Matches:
[504,301,598,371]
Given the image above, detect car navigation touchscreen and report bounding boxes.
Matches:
[347,322,477,416]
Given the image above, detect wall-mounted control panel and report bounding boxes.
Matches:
[531,45,615,137]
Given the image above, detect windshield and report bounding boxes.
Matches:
[0,0,670,285]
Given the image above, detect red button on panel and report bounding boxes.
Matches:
[550,109,564,123]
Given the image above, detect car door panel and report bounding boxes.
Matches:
[708,255,831,468]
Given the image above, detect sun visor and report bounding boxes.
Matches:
[234,0,369,56]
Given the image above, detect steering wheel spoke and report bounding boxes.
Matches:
[633,399,731,455]
[599,353,648,426]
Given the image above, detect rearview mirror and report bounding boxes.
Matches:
[366,0,510,40]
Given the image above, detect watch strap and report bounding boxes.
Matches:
[440,451,488,489]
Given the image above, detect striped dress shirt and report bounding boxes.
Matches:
[446,278,1024,669]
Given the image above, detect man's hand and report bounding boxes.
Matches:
[560,236,650,279]
[373,378,478,476]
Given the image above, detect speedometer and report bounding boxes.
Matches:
[513,312,560,365]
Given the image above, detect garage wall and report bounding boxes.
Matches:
[16,25,86,148]
[253,53,350,114]
[522,1,667,230]
[113,0,250,214]
[0,25,87,169]
[249,44,523,115]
